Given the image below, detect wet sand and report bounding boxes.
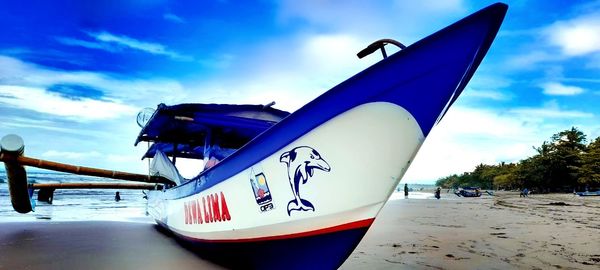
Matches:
[1,193,598,269]
[0,221,225,270]
[341,193,600,269]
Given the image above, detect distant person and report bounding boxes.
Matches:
[520,188,528,197]
[404,183,409,197]
[435,187,441,199]
[115,191,121,202]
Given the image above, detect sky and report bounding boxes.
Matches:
[0,0,599,183]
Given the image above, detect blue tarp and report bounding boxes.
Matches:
[135,104,290,156]
[142,142,237,160]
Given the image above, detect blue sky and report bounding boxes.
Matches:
[0,0,599,183]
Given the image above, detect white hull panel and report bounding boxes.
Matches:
[149,102,424,240]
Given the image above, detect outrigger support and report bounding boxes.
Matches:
[30,182,159,190]
[31,183,160,204]
[357,38,407,59]
[0,134,33,213]
[0,134,173,213]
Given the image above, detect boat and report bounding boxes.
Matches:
[138,3,507,269]
[455,187,483,197]
[576,191,600,196]
[0,3,507,269]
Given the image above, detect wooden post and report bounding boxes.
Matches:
[0,134,33,213]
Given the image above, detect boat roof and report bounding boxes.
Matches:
[141,142,237,160]
[142,143,204,160]
[135,103,290,152]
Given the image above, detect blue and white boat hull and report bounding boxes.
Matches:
[147,3,508,269]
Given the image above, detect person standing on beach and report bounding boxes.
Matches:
[404,183,409,197]
[435,187,441,199]
[520,188,528,197]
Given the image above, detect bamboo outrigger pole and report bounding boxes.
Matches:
[0,138,174,185]
[1,134,174,213]
[30,182,159,190]
[0,153,174,185]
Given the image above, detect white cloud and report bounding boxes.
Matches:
[509,105,593,119]
[546,12,600,56]
[42,150,102,160]
[55,37,117,52]
[90,32,192,60]
[541,82,585,96]
[164,13,185,24]
[56,31,192,61]
[463,89,509,100]
[276,0,466,43]
[505,12,600,70]
[0,117,104,137]
[403,106,541,182]
[505,51,564,70]
[189,33,380,111]
[0,55,188,106]
[0,85,137,121]
[403,98,597,183]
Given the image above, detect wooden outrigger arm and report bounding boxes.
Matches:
[0,134,173,213]
[29,182,160,204]
[30,183,159,190]
[0,153,174,185]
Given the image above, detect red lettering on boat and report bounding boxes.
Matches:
[220,192,231,221]
[211,193,221,222]
[196,200,203,224]
[191,200,198,224]
[184,202,189,224]
[203,196,211,223]
[184,192,232,225]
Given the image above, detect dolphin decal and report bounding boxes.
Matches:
[280,146,331,216]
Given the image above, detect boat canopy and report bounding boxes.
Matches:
[142,142,237,160]
[135,103,290,160]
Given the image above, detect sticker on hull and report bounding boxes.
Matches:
[280,146,331,216]
[250,172,274,212]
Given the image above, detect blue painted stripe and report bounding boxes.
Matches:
[160,3,507,200]
[157,223,371,270]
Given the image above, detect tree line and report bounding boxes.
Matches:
[435,127,600,192]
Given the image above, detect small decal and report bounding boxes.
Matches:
[280,146,331,216]
[250,172,274,212]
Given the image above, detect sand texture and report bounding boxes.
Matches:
[341,193,600,269]
[0,221,225,270]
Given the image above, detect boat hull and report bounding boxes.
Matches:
[576,191,600,196]
[158,220,371,269]
[149,102,422,268]
[147,3,508,269]
[148,102,422,236]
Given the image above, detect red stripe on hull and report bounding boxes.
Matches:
[164,218,375,243]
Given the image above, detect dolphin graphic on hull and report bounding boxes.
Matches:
[280,146,331,215]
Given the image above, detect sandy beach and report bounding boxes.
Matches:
[341,193,600,269]
[0,221,226,270]
[1,193,598,269]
